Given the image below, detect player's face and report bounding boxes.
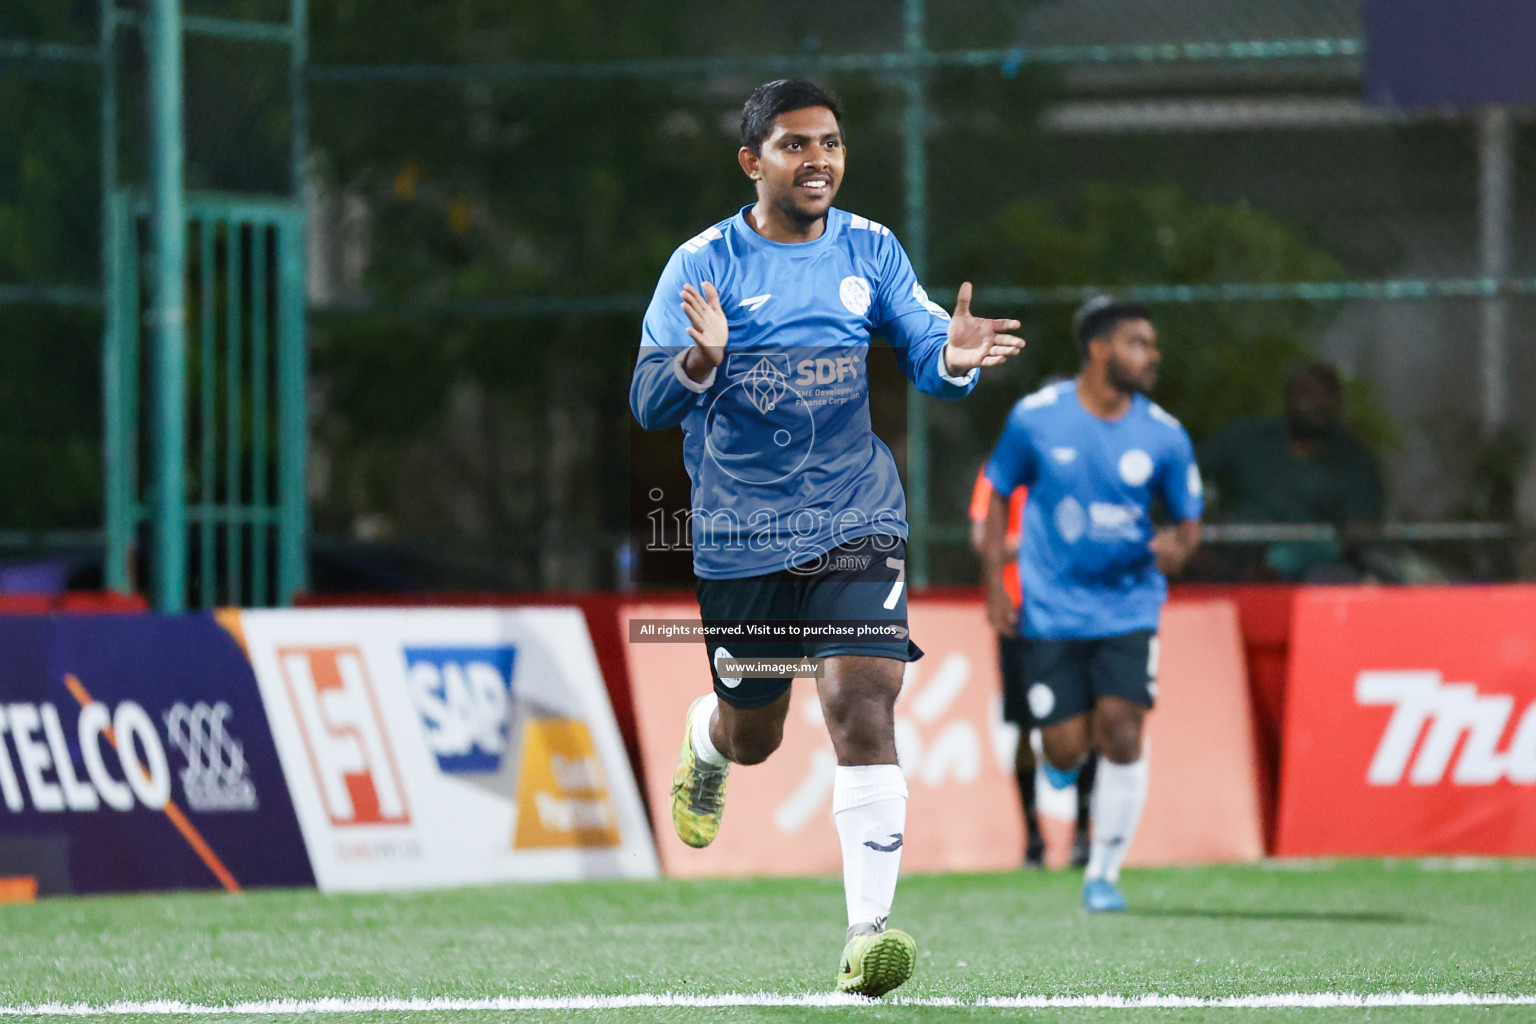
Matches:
[1103,318,1160,395]
[740,106,845,227]
[1284,376,1341,438]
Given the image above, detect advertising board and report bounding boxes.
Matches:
[1277,587,1536,856]
[625,598,1261,877]
[230,607,658,890]
[0,615,312,893]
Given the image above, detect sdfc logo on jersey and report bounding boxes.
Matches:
[793,355,862,386]
[277,646,410,826]
[403,645,517,775]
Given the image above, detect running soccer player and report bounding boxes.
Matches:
[980,296,1201,913]
[630,79,1024,996]
[969,468,1096,869]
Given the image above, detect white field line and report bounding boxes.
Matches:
[0,992,1534,1015]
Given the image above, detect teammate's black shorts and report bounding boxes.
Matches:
[997,633,1032,727]
[1023,629,1159,727]
[696,535,923,709]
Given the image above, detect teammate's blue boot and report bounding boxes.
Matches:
[1082,878,1128,913]
[1041,762,1080,791]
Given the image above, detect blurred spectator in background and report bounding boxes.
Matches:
[1198,361,1383,582]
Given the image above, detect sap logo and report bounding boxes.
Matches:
[278,647,410,826]
[1357,670,1536,786]
[794,356,861,386]
[164,702,258,812]
[404,646,517,774]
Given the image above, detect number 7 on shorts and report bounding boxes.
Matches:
[883,557,906,610]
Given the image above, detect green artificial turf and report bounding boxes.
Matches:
[0,860,1531,1022]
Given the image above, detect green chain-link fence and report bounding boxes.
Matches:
[4,1,1533,600]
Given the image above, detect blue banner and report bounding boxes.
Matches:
[0,614,314,894]
[1365,0,1536,108]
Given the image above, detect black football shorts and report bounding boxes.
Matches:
[695,535,923,709]
[1022,629,1159,727]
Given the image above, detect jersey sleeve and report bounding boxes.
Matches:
[1156,426,1205,523]
[968,468,993,523]
[984,406,1039,497]
[629,248,716,431]
[871,235,976,400]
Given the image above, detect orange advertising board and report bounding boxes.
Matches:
[1276,587,1536,857]
[624,597,1262,877]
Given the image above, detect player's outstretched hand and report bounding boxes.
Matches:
[681,282,728,370]
[943,282,1025,374]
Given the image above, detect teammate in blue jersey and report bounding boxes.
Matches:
[980,296,1202,913]
[631,80,1023,997]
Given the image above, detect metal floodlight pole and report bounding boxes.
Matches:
[101,0,132,593]
[278,0,311,604]
[1477,104,1512,435]
[903,0,931,588]
[147,0,188,611]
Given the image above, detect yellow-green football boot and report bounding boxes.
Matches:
[670,697,729,848]
[836,922,917,997]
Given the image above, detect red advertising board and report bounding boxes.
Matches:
[625,597,1262,878]
[1276,586,1536,857]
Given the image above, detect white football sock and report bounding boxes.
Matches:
[833,764,908,929]
[1086,755,1148,884]
[688,694,729,767]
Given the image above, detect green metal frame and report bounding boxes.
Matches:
[100,0,308,609]
[105,194,308,608]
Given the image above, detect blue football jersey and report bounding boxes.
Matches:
[631,206,976,580]
[984,381,1203,639]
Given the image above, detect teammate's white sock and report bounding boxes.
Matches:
[833,764,908,928]
[1085,755,1148,884]
[688,694,729,767]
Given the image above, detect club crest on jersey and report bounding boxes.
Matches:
[839,276,872,317]
[1118,449,1154,487]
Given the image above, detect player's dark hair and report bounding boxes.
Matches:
[1072,295,1152,360]
[740,79,844,155]
[1284,360,1343,400]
